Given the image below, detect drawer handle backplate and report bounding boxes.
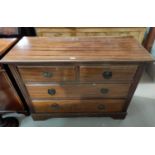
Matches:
[50,103,60,110]
[48,88,56,95]
[43,72,53,78]
[102,71,112,79]
[100,88,109,94]
[98,104,105,110]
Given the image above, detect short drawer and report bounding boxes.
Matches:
[80,65,137,82]
[18,66,76,82]
[32,99,125,113]
[26,83,130,99]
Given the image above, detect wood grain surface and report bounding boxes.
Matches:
[32,99,125,113]
[36,27,146,43]
[0,70,24,112]
[1,36,153,63]
[0,38,17,56]
[79,65,137,82]
[18,66,76,82]
[26,83,130,99]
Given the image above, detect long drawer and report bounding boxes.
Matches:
[32,99,125,113]
[26,83,130,99]
[80,65,137,82]
[18,66,76,82]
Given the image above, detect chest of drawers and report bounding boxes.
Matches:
[1,36,153,120]
[0,39,26,114]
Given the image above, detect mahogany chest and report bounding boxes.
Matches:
[0,38,25,114]
[1,36,153,120]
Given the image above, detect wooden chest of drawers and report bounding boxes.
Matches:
[1,36,153,120]
[0,39,26,114]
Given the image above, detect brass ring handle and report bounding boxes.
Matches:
[43,72,53,78]
[102,71,112,79]
[48,88,56,95]
[100,88,109,94]
[98,104,105,110]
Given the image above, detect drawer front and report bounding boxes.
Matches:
[26,83,130,99]
[80,65,137,82]
[32,99,125,113]
[18,66,76,82]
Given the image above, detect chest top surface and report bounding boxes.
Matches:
[0,38,17,57]
[1,36,153,63]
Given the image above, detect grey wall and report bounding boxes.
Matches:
[146,29,155,81]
